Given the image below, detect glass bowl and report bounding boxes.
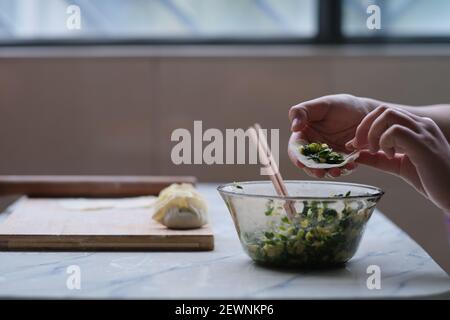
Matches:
[218,181,384,268]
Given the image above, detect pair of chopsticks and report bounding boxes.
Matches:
[248,124,296,220]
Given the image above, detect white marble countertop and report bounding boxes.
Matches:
[0,183,449,299]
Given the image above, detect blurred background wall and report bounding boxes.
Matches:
[0,47,449,221]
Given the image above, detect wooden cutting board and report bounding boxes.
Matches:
[0,197,213,251]
[0,175,214,251]
[0,175,197,197]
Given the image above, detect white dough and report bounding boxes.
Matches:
[161,207,207,230]
[151,184,208,230]
[289,139,360,169]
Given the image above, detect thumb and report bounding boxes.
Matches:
[289,106,309,132]
[289,98,330,132]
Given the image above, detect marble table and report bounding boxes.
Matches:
[0,184,449,299]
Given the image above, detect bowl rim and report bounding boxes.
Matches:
[217,180,384,201]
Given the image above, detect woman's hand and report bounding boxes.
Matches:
[347,105,450,213]
[288,94,373,178]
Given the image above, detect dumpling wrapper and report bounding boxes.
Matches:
[151,183,208,230]
[289,139,360,169]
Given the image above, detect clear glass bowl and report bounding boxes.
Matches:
[218,181,384,268]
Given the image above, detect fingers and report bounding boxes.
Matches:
[306,168,326,178]
[367,108,420,154]
[379,124,423,159]
[345,162,357,171]
[351,105,422,155]
[352,105,389,149]
[328,168,341,178]
[301,166,356,179]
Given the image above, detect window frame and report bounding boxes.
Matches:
[0,0,449,47]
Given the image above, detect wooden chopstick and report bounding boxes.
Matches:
[249,124,296,220]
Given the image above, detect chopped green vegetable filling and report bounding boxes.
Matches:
[242,197,373,268]
[300,142,344,164]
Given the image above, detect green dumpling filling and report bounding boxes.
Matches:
[242,194,372,267]
[300,142,344,164]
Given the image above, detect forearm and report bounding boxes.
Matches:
[362,97,450,142]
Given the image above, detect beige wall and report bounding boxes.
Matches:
[1,45,449,222]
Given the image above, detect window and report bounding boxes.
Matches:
[0,0,449,45]
[0,0,317,42]
[343,0,450,38]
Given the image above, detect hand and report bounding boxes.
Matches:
[347,105,450,213]
[288,94,373,178]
